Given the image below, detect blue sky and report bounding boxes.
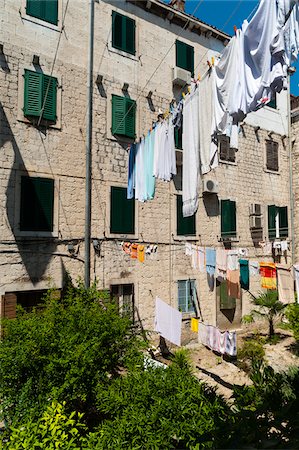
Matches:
[184,0,299,95]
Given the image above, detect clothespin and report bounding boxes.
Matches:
[187,85,191,93]
[233,25,237,35]
[197,72,201,81]
[211,56,215,66]
[182,92,186,99]
[207,60,212,68]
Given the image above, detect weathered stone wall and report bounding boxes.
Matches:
[0,0,291,337]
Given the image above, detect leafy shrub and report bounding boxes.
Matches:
[286,303,299,343]
[0,282,143,425]
[2,402,88,450]
[237,338,265,373]
[90,358,233,449]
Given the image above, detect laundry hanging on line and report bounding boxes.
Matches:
[154,297,182,346]
[198,321,237,356]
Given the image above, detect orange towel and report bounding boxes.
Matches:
[123,242,131,255]
[260,262,277,289]
[137,245,145,263]
[227,269,240,299]
[131,244,138,259]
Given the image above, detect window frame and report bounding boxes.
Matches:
[14,171,59,238]
[111,94,136,139]
[178,279,196,314]
[266,140,279,172]
[23,69,58,123]
[21,0,62,31]
[221,199,237,239]
[111,11,136,56]
[109,185,136,236]
[268,205,288,240]
[175,40,194,76]
[176,194,196,237]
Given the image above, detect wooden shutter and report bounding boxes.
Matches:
[24,70,42,118]
[176,40,194,74]
[125,98,136,138]
[174,127,182,150]
[112,95,126,136]
[221,200,236,238]
[279,206,288,238]
[125,16,136,55]
[26,0,42,20]
[220,137,235,162]
[44,0,58,25]
[42,74,57,121]
[112,11,123,50]
[176,195,196,236]
[110,186,135,234]
[2,294,17,319]
[220,281,236,310]
[266,140,279,171]
[268,205,277,240]
[20,177,54,232]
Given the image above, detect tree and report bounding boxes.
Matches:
[242,290,287,338]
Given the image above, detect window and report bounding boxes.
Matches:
[112,11,135,55]
[176,40,194,75]
[111,95,136,139]
[266,140,279,172]
[111,284,134,322]
[176,195,196,236]
[178,280,196,313]
[268,205,288,239]
[24,70,57,122]
[219,136,236,163]
[20,176,54,232]
[219,280,236,310]
[221,200,237,238]
[174,126,182,150]
[267,93,277,109]
[26,0,58,25]
[110,186,135,234]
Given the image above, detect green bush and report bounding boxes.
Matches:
[0,282,143,425]
[286,303,299,343]
[90,355,233,449]
[237,338,265,373]
[2,402,88,450]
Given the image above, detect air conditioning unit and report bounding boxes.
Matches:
[172,67,191,86]
[250,215,262,229]
[249,203,262,216]
[202,179,219,194]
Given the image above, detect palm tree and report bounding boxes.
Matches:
[243,290,287,338]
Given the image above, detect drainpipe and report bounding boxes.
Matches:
[287,71,295,266]
[85,0,95,288]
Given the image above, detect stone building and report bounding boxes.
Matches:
[0,0,292,337]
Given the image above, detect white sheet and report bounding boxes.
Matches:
[154,297,182,346]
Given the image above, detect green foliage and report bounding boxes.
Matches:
[238,338,265,373]
[232,361,299,448]
[286,303,299,342]
[91,363,233,449]
[2,402,88,450]
[0,282,143,425]
[247,290,287,337]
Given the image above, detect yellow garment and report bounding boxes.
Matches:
[261,276,277,289]
[191,318,199,332]
[137,245,145,263]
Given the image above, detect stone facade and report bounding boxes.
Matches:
[0,0,291,336]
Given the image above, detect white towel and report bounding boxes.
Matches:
[227,250,239,270]
[154,297,182,346]
[182,90,200,217]
[249,261,259,276]
[293,264,299,304]
[198,247,205,273]
[277,264,295,304]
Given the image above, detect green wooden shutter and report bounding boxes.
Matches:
[221,200,236,238]
[24,70,42,118]
[42,74,57,121]
[220,281,236,310]
[44,0,58,25]
[279,206,288,238]
[268,205,277,239]
[125,98,136,138]
[178,280,195,313]
[26,0,42,19]
[176,40,194,74]
[112,95,126,136]
[36,178,54,231]
[112,11,123,50]
[174,127,182,150]
[176,195,196,236]
[268,93,277,109]
[110,187,135,234]
[20,177,54,232]
[125,16,135,55]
